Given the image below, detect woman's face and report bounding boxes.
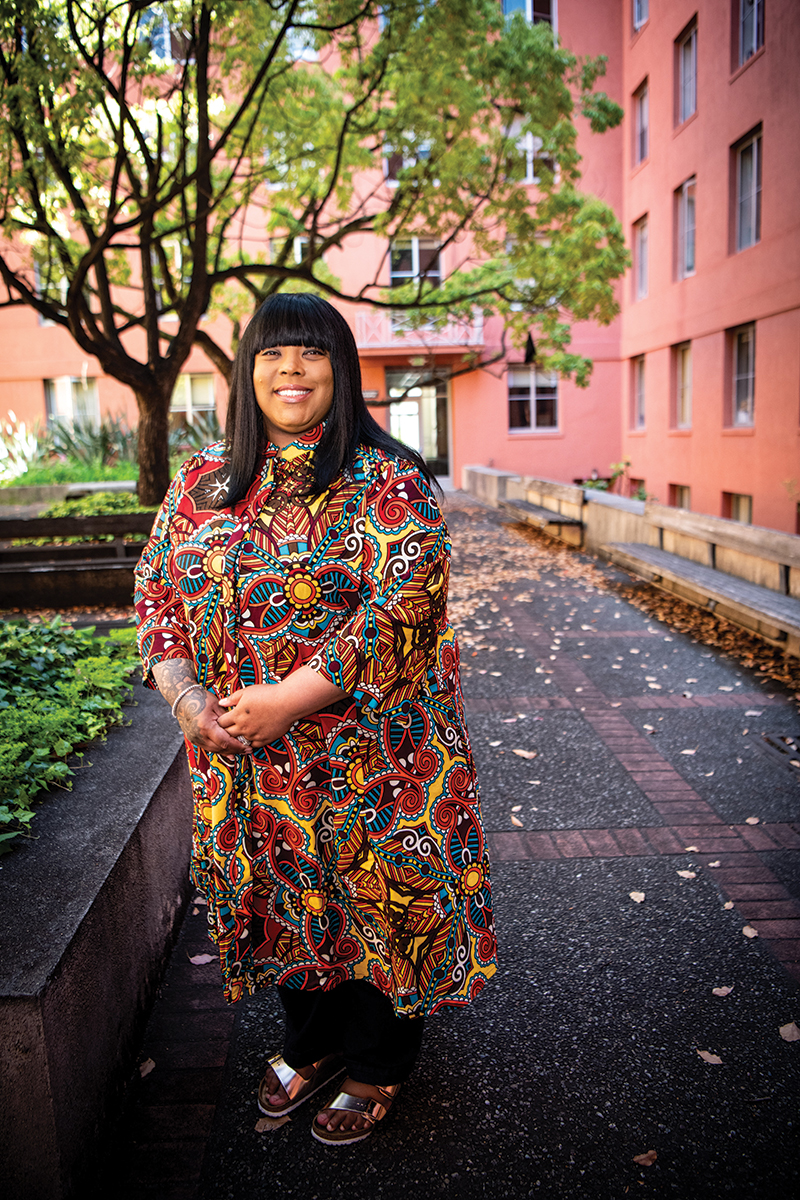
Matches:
[252,344,334,448]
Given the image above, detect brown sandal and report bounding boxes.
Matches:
[311,1082,401,1146]
[257,1052,344,1118]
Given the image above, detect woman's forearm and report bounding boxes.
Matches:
[151,658,199,709]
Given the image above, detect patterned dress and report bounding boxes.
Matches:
[134,424,497,1015]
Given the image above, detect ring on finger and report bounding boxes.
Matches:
[238,734,251,747]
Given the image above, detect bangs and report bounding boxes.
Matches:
[249,293,337,355]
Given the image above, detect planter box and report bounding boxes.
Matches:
[0,684,191,1199]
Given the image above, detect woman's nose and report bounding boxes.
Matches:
[280,350,303,373]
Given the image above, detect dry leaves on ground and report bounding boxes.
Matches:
[188,953,216,965]
[697,1050,723,1064]
[677,870,697,879]
[255,1115,290,1132]
[512,748,538,759]
[139,1058,156,1078]
[629,891,645,903]
[632,1150,658,1167]
[778,1022,800,1042]
[712,986,734,997]
[742,925,759,938]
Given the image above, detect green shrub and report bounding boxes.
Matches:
[0,618,140,852]
[12,491,158,547]
[0,460,138,487]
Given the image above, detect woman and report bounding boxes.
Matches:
[135,293,497,1146]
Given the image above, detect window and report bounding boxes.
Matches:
[673,343,692,428]
[138,5,172,61]
[735,129,762,251]
[269,236,309,265]
[739,0,764,64]
[676,177,696,279]
[508,368,558,430]
[633,216,648,300]
[170,375,216,426]
[677,22,697,123]
[633,0,649,31]
[730,323,755,426]
[505,120,555,185]
[386,369,449,473]
[634,82,649,164]
[632,356,646,429]
[44,377,99,428]
[384,142,432,185]
[503,1,554,25]
[723,491,753,523]
[629,477,646,500]
[669,484,691,509]
[390,237,441,330]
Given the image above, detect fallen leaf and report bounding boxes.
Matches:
[512,749,538,759]
[680,748,698,755]
[610,701,622,707]
[193,896,208,906]
[643,723,654,731]
[724,901,734,910]
[188,953,216,965]
[629,891,645,904]
[490,671,502,677]
[139,1058,156,1078]
[677,870,696,879]
[511,804,522,812]
[648,683,662,690]
[478,669,487,675]
[718,686,734,692]
[745,710,763,716]
[489,740,502,747]
[192,907,199,915]
[684,845,699,852]
[778,1022,800,1042]
[742,925,758,938]
[511,815,524,828]
[629,649,640,654]
[792,761,800,768]
[530,780,541,785]
[697,1050,723,1064]
[632,1150,657,1167]
[712,986,734,997]
[255,1115,291,1132]
[682,691,694,698]
[708,860,721,867]
[685,678,698,683]
[704,771,715,776]
[745,816,760,825]
[575,687,583,693]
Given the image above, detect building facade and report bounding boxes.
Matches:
[1,1,797,533]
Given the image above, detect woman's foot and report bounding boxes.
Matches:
[312,1078,400,1145]
[258,1053,344,1118]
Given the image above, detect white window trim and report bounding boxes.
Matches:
[676,177,696,280]
[633,0,649,32]
[45,376,100,428]
[632,356,646,429]
[739,0,764,65]
[634,216,648,300]
[507,366,559,433]
[736,132,762,252]
[383,142,432,188]
[675,343,692,429]
[634,83,649,164]
[731,325,755,427]
[170,374,217,424]
[678,24,698,124]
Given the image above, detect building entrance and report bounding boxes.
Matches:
[385,369,449,477]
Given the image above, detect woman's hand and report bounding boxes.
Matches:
[219,667,349,748]
[152,659,250,756]
[218,684,295,748]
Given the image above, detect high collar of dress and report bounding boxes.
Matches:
[263,421,324,466]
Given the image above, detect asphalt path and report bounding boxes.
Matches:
[114,494,800,1200]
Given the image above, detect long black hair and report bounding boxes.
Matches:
[220,293,437,507]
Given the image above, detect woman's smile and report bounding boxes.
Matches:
[253,345,334,447]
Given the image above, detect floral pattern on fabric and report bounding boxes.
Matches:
[135,425,497,1015]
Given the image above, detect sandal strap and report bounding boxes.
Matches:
[327,1083,401,1125]
[267,1053,334,1103]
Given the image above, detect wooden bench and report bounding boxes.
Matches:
[498,496,582,532]
[0,512,155,608]
[604,504,800,655]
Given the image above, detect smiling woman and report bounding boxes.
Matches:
[134,293,497,1149]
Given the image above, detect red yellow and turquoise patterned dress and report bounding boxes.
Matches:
[134,424,497,1016]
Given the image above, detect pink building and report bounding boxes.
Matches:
[1,1,797,533]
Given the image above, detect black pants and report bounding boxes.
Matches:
[277,980,425,1086]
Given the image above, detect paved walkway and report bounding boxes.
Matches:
[110,495,800,1200]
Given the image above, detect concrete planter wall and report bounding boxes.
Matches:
[0,685,191,1200]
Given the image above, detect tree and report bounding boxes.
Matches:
[0,0,626,504]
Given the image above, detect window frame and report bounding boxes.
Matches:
[734,128,762,252]
[507,366,559,433]
[633,215,649,301]
[633,80,649,165]
[739,0,765,66]
[722,491,753,523]
[675,176,697,280]
[502,1,556,28]
[170,374,217,426]
[389,237,442,331]
[729,322,756,427]
[669,484,692,509]
[673,342,693,429]
[633,0,649,32]
[44,376,100,428]
[676,20,698,125]
[631,356,646,430]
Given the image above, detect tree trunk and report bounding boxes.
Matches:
[135,386,172,506]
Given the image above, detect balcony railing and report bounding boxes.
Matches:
[355,308,484,350]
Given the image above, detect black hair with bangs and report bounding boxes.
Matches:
[220,292,436,507]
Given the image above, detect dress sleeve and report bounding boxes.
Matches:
[309,460,450,733]
[134,468,194,688]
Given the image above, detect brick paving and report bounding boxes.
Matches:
[108,496,800,1198]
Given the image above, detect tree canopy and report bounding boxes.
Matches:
[0,0,627,503]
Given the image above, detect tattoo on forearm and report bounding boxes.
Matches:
[152,658,198,707]
[177,689,214,743]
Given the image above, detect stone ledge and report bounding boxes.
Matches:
[0,683,191,1200]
